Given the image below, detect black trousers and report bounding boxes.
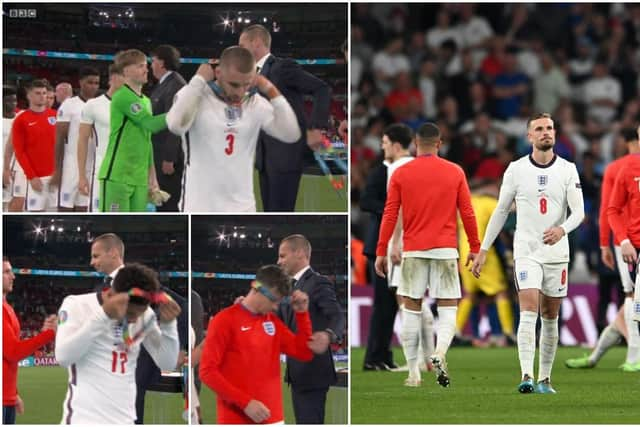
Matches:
[363,257,398,366]
[291,386,329,424]
[3,406,16,424]
[596,272,624,333]
[259,170,301,212]
[155,157,184,212]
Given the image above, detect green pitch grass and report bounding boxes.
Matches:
[16,366,185,424]
[351,346,640,424]
[253,171,347,212]
[198,364,348,424]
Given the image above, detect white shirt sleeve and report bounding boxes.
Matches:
[481,163,517,251]
[55,296,112,367]
[141,312,180,371]
[167,75,207,136]
[260,96,301,143]
[57,99,73,123]
[560,163,585,235]
[79,102,95,126]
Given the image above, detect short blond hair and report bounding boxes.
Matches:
[114,49,147,71]
[220,46,255,73]
[241,24,272,49]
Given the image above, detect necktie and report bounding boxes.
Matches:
[103,276,113,287]
[256,65,261,74]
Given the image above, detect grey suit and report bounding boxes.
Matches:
[150,71,186,212]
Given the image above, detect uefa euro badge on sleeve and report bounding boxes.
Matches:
[225,105,242,125]
[262,321,275,336]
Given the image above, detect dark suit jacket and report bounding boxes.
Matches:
[136,287,189,390]
[359,159,387,258]
[256,54,331,174]
[150,71,187,167]
[278,267,345,390]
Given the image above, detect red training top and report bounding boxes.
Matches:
[377,154,481,256]
[599,154,633,246]
[3,299,55,405]
[11,108,57,180]
[200,304,312,424]
[607,154,640,248]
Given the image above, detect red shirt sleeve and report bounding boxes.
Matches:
[599,165,615,246]
[607,169,630,244]
[457,171,481,253]
[278,311,313,361]
[199,313,252,412]
[11,115,36,180]
[376,172,401,256]
[2,307,55,363]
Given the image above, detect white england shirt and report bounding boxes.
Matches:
[56,292,179,424]
[167,75,300,212]
[481,154,585,264]
[58,96,94,186]
[5,112,24,174]
[80,94,111,208]
[3,116,15,202]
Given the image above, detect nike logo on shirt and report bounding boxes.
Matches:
[241,326,251,331]
[28,122,37,126]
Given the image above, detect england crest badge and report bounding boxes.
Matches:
[262,321,275,336]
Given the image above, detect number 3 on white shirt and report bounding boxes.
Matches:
[225,134,234,155]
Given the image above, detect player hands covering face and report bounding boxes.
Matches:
[101,263,180,324]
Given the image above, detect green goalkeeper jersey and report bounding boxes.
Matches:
[98,84,167,185]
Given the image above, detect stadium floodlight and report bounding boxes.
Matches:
[76,226,81,232]
[244,18,250,24]
[258,233,262,238]
[57,227,64,232]
[263,17,268,23]
[240,234,246,239]
[217,232,226,242]
[237,17,242,23]
[233,232,238,238]
[50,225,55,231]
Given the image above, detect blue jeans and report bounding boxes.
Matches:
[3,405,16,424]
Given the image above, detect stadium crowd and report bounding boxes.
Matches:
[351,3,640,342]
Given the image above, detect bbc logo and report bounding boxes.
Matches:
[9,9,37,18]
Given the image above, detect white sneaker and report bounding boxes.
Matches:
[390,364,409,372]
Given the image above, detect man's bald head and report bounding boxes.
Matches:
[55,82,73,104]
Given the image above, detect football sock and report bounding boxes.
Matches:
[421,302,435,360]
[624,297,640,364]
[497,297,515,336]
[435,306,457,356]
[518,311,537,379]
[590,324,622,365]
[401,307,421,380]
[538,317,559,382]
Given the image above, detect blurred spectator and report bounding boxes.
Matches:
[418,57,437,119]
[583,59,622,125]
[456,4,495,67]
[371,36,410,94]
[426,10,462,53]
[492,48,529,120]
[533,52,571,114]
[385,71,423,123]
